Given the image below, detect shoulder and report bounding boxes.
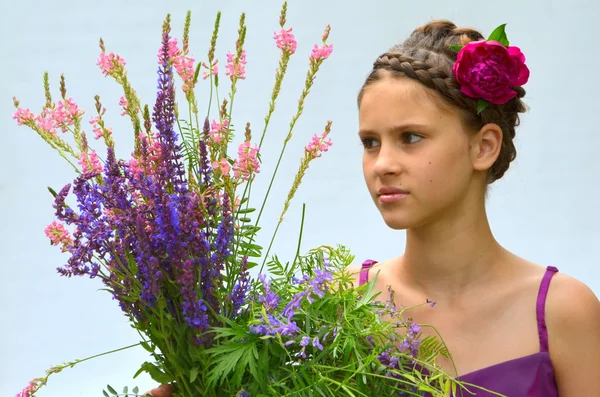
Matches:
[546,271,600,331]
[546,271,600,395]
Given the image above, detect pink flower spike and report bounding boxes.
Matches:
[209,119,229,143]
[164,37,181,63]
[274,28,297,54]
[78,150,103,173]
[212,158,231,175]
[12,108,35,125]
[50,98,84,130]
[89,115,111,140]
[305,131,333,158]
[310,44,333,61]
[97,52,126,76]
[35,112,57,136]
[225,50,247,80]
[44,221,73,253]
[233,141,260,181]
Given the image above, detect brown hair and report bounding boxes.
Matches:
[357,20,527,184]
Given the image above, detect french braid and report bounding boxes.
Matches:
[358,20,527,183]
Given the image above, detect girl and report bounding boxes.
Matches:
[150,20,600,397]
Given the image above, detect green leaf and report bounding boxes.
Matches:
[246,261,259,269]
[140,341,154,353]
[122,386,128,396]
[102,391,110,397]
[477,99,490,114]
[190,367,199,383]
[134,362,174,384]
[106,385,118,396]
[450,45,463,53]
[235,207,256,214]
[487,23,509,46]
[132,386,139,395]
[47,186,58,198]
[207,342,254,387]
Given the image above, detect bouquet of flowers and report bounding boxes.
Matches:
[12,4,462,396]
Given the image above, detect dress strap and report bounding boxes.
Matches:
[359,260,377,286]
[536,266,559,352]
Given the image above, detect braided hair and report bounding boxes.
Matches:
[357,20,527,183]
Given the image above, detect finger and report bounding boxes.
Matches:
[143,384,173,397]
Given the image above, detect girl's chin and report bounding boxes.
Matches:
[379,214,413,231]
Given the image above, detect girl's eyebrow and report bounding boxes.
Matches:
[359,123,429,135]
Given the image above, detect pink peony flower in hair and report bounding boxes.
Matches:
[452,40,529,105]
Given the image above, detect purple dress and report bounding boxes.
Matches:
[359,260,560,396]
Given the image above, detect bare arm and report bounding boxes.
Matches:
[547,273,600,396]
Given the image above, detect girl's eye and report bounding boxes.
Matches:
[402,133,423,144]
[360,138,380,149]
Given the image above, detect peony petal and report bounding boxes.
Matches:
[507,46,526,63]
[513,64,530,86]
[487,89,517,105]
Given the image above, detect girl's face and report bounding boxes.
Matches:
[359,76,484,231]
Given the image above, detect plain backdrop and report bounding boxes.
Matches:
[1,0,599,395]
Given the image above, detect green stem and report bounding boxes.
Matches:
[293,203,306,265]
[77,342,142,364]
[258,52,291,150]
[207,74,214,118]
[259,214,281,273]
[253,63,320,237]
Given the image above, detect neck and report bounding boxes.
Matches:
[400,202,506,297]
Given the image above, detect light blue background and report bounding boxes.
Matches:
[2,0,598,395]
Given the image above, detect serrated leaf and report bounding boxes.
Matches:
[207,343,251,387]
[487,23,509,46]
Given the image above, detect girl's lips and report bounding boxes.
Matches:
[377,186,409,195]
[379,192,409,204]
